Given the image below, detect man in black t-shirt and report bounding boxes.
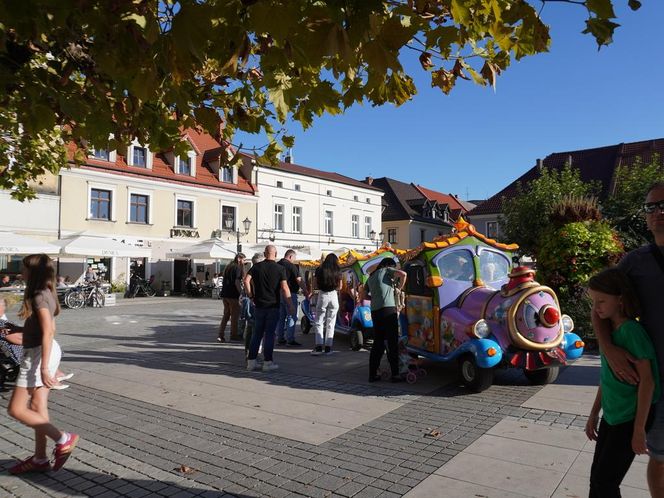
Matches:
[276,249,310,346]
[244,245,295,372]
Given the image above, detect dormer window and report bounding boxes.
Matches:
[133,147,147,167]
[221,166,233,183]
[177,156,192,176]
[89,147,116,163]
[94,149,110,161]
[127,141,153,169]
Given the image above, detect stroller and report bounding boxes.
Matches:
[0,320,22,389]
[397,335,427,384]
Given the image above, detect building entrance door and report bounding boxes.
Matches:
[173,259,189,294]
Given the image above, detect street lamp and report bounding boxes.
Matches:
[369,229,384,248]
[224,216,252,253]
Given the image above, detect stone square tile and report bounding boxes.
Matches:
[404,475,529,498]
[434,453,565,497]
[488,419,586,450]
[463,434,578,473]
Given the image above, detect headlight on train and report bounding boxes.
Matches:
[473,319,490,339]
[561,314,574,333]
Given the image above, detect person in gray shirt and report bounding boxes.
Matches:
[594,181,664,497]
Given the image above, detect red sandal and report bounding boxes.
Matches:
[52,433,80,471]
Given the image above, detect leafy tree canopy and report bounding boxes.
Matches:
[601,156,664,251]
[0,0,641,199]
[500,163,600,255]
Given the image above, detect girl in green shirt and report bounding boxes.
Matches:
[586,267,660,498]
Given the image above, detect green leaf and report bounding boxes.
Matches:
[282,135,295,148]
[450,0,471,25]
[582,18,621,47]
[586,0,616,19]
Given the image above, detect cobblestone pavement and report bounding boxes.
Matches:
[0,299,588,497]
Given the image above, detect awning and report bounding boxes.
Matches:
[168,238,237,260]
[52,233,151,258]
[242,244,312,261]
[0,231,60,255]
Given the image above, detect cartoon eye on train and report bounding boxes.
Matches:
[399,219,584,392]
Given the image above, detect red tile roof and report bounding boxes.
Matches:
[413,185,469,212]
[67,128,256,195]
[241,153,383,192]
[468,138,664,216]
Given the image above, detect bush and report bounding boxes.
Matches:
[110,274,127,294]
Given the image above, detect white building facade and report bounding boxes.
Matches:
[243,157,384,255]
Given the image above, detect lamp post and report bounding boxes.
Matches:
[224,216,252,253]
[369,229,384,248]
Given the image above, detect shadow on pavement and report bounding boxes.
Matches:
[0,459,235,497]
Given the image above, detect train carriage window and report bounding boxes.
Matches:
[438,250,475,282]
[405,262,431,296]
[478,249,511,288]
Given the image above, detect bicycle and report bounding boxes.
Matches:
[129,276,156,298]
[64,282,105,309]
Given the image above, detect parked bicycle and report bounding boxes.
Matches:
[64,281,106,309]
[128,275,156,298]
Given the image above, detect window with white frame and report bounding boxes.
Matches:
[177,200,194,227]
[353,195,359,202]
[177,156,192,175]
[366,197,371,204]
[326,190,332,197]
[276,181,283,188]
[364,216,372,238]
[222,206,236,231]
[274,204,284,231]
[90,188,112,220]
[292,206,302,233]
[324,211,333,235]
[388,228,397,244]
[351,215,359,238]
[486,221,498,239]
[129,194,149,224]
[93,149,110,161]
[221,166,233,183]
[294,184,301,191]
[132,146,148,168]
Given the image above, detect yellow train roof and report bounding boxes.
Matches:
[298,244,409,269]
[401,217,519,261]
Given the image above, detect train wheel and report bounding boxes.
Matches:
[459,355,494,392]
[350,329,364,351]
[524,366,559,385]
[300,316,311,334]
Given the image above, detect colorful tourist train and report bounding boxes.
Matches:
[297,219,584,391]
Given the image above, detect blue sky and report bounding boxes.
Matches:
[237,2,664,201]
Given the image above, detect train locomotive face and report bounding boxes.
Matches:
[510,288,563,349]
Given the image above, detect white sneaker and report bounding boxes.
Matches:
[246,359,257,371]
[262,361,279,372]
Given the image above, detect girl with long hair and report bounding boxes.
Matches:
[7,254,79,474]
[311,253,342,355]
[586,267,659,497]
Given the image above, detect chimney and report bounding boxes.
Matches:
[284,148,293,163]
[536,158,543,170]
[365,176,374,185]
[567,154,573,166]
